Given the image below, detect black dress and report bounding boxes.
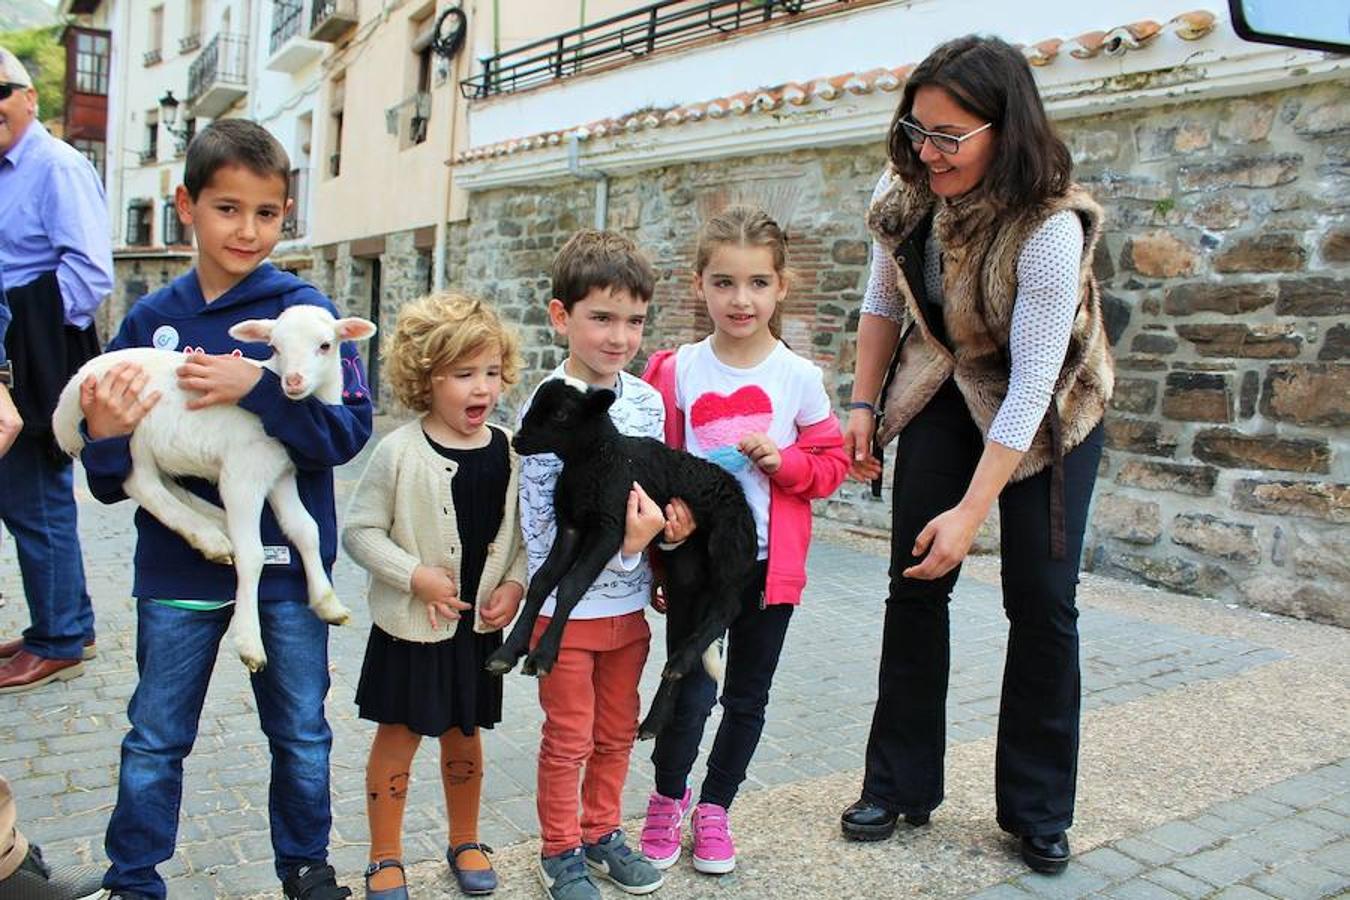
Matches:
[355,427,509,737]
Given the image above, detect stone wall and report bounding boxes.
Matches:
[443,80,1348,625]
[102,256,194,344]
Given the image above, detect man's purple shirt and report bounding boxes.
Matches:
[0,121,114,329]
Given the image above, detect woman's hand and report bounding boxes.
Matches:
[481,580,524,630]
[738,432,782,475]
[411,564,470,629]
[902,503,986,581]
[844,408,881,482]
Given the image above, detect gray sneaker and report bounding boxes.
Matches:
[537,848,599,900]
[584,830,664,895]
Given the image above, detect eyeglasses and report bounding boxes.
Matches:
[0,82,31,101]
[899,118,993,155]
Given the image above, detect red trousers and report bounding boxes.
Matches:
[533,611,650,855]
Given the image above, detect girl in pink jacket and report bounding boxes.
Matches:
[639,205,848,876]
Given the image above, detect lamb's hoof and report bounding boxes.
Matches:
[521,654,552,678]
[484,651,517,676]
[311,591,350,625]
[238,649,268,673]
[197,530,234,565]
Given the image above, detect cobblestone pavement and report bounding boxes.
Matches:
[0,432,1345,898]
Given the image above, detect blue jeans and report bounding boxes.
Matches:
[103,598,335,898]
[0,433,93,659]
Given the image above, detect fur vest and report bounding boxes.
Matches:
[866,171,1114,484]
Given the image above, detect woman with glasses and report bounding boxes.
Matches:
[838,35,1113,875]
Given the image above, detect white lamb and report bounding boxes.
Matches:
[51,304,377,672]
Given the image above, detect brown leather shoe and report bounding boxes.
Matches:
[0,637,96,662]
[0,651,85,693]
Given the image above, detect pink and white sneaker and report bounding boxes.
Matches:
[639,788,692,869]
[691,802,736,874]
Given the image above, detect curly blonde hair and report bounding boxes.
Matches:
[384,292,521,413]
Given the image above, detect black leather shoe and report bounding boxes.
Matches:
[1020,832,1070,874]
[840,800,930,841]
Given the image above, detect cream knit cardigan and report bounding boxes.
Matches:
[341,420,528,643]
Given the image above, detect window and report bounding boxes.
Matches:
[328,75,345,177]
[75,32,110,94]
[182,0,204,51]
[145,6,164,64]
[175,117,196,156]
[162,200,192,246]
[126,201,153,246]
[71,138,105,178]
[142,113,159,165]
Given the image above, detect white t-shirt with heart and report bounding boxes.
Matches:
[674,337,834,558]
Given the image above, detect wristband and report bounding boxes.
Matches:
[845,401,877,415]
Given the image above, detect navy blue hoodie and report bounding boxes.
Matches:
[81,263,374,604]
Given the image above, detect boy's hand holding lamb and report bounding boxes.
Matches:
[177,351,264,409]
[621,481,668,557]
[80,361,162,440]
[480,581,524,630]
[411,564,470,630]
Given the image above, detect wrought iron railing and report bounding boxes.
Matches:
[188,33,249,102]
[461,0,849,99]
[270,0,305,55]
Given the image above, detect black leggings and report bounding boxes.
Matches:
[650,561,792,809]
[862,379,1104,836]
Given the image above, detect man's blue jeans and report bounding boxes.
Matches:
[0,433,93,659]
[102,598,335,898]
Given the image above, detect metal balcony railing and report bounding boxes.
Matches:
[188,33,249,103]
[460,0,849,98]
[270,0,305,55]
[310,0,358,41]
[180,33,201,53]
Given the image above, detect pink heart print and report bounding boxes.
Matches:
[689,385,774,450]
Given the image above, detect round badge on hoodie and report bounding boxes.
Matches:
[152,325,180,351]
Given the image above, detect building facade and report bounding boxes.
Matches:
[446,0,1349,624]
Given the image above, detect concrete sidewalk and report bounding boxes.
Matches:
[0,443,1346,899]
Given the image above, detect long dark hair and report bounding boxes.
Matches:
[888,35,1072,211]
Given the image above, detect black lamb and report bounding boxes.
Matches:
[485,378,757,739]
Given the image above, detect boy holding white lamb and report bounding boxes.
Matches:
[77,120,370,900]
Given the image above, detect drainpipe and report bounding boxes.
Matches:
[567,132,608,230]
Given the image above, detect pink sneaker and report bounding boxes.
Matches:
[691,802,736,874]
[639,788,691,869]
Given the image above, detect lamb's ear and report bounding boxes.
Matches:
[229,318,276,343]
[586,388,617,415]
[335,317,377,342]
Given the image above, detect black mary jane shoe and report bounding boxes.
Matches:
[1020,832,1071,874]
[840,800,930,841]
[363,859,409,899]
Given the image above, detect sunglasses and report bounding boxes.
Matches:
[0,82,32,101]
[900,118,993,155]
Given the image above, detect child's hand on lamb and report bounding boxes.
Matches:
[662,497,696,544]
[737,432,782,474]
[177,351,264,410]
[622,481,668,556]
[411,564,470,629]
[481,580,524,630]
[80,362,162,440]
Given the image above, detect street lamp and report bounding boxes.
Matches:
[157,90,190,139]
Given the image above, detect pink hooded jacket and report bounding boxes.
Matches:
[642,349,849,606]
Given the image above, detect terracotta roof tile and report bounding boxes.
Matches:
[453,10,1219,165]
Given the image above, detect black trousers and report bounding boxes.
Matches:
[861,379,1104,836]
[650,561,793,809]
